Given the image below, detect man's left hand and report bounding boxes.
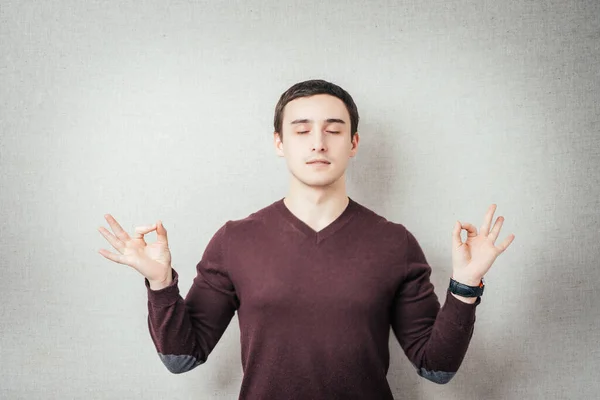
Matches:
[451,204,515,286]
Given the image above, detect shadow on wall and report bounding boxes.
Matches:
[346,118,398,216]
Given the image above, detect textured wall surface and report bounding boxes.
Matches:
[1,1,599,399]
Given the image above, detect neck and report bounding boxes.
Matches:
[283,175,350,230]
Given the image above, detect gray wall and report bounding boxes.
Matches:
[1,1,598,399]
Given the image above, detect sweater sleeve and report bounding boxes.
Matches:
[145,221,239,374]
[390,227,480,384]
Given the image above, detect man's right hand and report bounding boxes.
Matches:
[98,214,173,290]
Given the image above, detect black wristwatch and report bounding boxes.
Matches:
[449,277,485,297]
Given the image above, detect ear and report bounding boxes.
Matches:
[274,131,284,157]
[349,132,359,157]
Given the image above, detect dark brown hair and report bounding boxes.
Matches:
[273,79,359,142]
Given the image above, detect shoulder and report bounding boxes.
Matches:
[352,202,429,273]
[348,199,414,254]
[352,199,409,237]
[218,199,282,238]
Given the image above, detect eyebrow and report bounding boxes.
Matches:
[290,118,346,125]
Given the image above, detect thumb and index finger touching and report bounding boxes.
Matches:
[132,220,169,245]
[452,220,478,248]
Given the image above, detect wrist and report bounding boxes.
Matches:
[148,269,173,290]
[449,273,485,302]
[451,272,482,287]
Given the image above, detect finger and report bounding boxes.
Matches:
[496,234,515,253]
[98,248,128,265]
[488,216,504,242]
[104,214,131,241]
[98,226,125,253]
[452,220,463,247]
[480,204,497,236]
[461,222,478,238]
[133,224,157,240]
[156,220,169,246]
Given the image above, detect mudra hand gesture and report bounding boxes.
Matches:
[451,204,515,286]
[98,214,173,289]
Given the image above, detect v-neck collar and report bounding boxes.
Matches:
[274,196,359,244]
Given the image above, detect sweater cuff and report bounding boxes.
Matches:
[441,288,481,328]
[145,268,180,308]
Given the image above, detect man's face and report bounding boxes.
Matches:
[274,94,359,188]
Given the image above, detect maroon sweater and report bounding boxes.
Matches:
[145,197,480,399]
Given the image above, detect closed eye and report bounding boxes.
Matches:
[297,131,340,134]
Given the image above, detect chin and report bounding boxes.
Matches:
[298,174,343,188]
[288,166,345,188]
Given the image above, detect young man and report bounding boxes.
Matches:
[98,79,514,399]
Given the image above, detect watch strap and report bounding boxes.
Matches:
[449,277,485,297]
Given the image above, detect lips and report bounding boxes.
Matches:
[307,160,330,164]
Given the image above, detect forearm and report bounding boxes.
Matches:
[394,289,478,384]
[146,269,207,373]
[146,267,238,374]
[451,292,478,304]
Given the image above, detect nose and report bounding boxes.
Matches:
[312,131,326,152]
